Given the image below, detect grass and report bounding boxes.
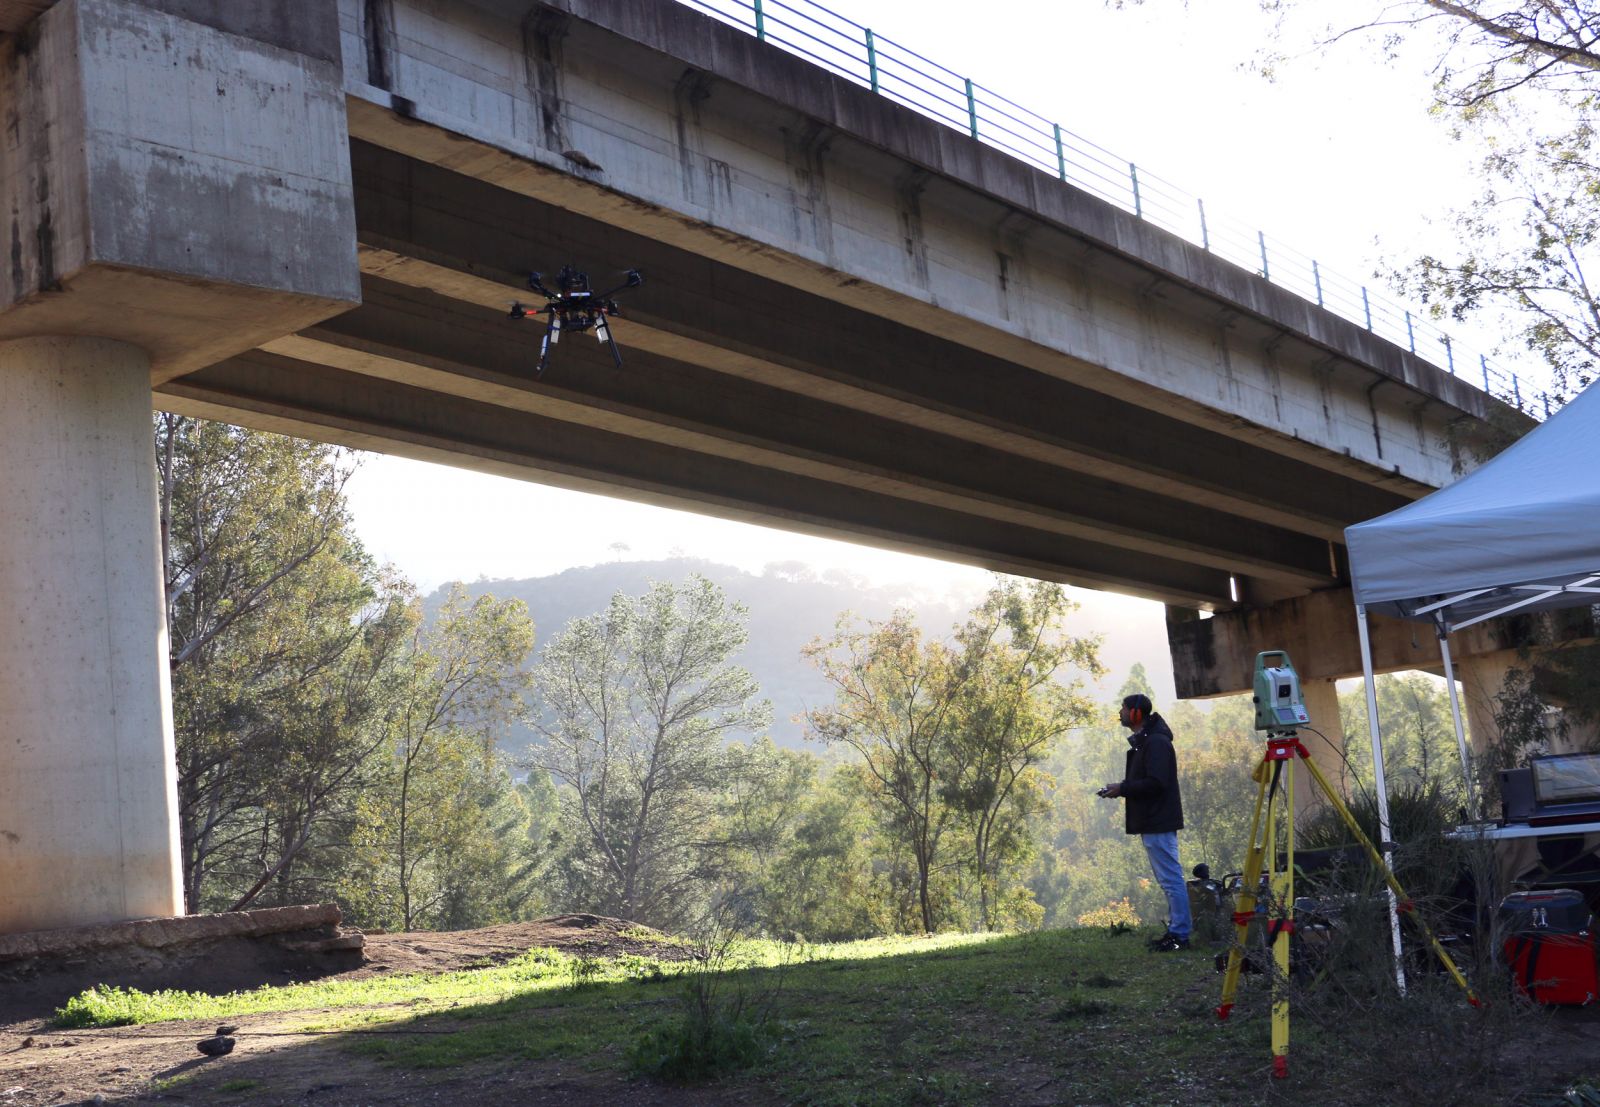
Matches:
[50,927,1600,1106]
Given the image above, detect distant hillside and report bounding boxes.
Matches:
[426,558,1176,750]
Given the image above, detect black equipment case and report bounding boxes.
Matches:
[1500,889,1599,1005]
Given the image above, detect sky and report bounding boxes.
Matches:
[341,0,1499,679]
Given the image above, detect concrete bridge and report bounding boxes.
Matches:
[0,0,1531,932]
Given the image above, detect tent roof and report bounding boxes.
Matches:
[1345,379,1600,629]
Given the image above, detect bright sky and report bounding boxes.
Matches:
[343,0,1491,628]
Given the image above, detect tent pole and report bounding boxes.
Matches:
[1356,602,1407,995]
[1436,625,1478,821]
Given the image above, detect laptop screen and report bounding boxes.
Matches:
[1532,753,1600,805]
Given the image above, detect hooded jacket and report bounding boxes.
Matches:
[1120,712,1183,835]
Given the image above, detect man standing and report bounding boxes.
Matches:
[1099,693,1190,951]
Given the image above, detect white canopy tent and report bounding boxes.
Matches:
[1342,377,1600,984]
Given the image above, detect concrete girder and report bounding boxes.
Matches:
[157,350,1240,608]
[347,141,1416,543]
[335,0,1508,496]
[262,282,1336,588]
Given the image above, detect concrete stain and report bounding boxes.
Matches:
[363,0,393,92]
[521,9,570,153]
[894,170,930,289]
[9,214,21,299]
[33,172,55,292]
[672,68,714,207]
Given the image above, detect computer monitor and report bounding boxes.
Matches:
[1531,753,1600,806]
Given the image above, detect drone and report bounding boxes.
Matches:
[508,265,643,375]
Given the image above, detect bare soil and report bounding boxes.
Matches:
[0,914,744,1107]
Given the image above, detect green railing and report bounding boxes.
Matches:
[681,0,1549,417]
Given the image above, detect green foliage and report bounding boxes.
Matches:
[159,415,415,913]
[347,585,539,932]
[527,576,771,929]
[1296,776,1466,897]
[804,578,1101,933]
[160,416,554,929]
[1339,674,1467,804]
[52,946,589,1028]
[627,999,766,1082]
[1076,898,1141,928]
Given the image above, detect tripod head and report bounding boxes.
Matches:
[1252,650,1310,734]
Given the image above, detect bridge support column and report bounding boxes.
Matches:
[0,337,183,931]
[1296,678,1347,817]
[0,0,358,932]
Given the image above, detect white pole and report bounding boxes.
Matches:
[1437,626,1478,821]
[1356,602,1408,995]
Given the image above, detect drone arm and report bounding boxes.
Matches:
[593,269,643,301]
[527,271,556,299]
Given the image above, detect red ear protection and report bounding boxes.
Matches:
[1131,707,1143,725]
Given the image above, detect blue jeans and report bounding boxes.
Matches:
[1141,831,1191,939]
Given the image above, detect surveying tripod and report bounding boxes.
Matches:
[1214,729,1478,1078]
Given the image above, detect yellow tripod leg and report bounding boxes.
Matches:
[1270,750,1294,1079]
[1218,756,1272,1020]
[1296,749,1478,1005]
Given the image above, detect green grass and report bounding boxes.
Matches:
[52,927,1586,1106]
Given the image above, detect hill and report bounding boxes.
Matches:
[427,557,1177,749]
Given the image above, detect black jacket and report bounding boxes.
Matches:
[1120,713,1183,835]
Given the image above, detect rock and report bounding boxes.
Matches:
[196,1035,234,1057]
[278,933,364,954]
[0,903,342,962]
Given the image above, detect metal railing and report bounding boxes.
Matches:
[679,0,1551,418]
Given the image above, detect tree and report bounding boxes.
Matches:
[527,576,771,928]
[158,415,412,911]
[369,585,536,930]
[805,579,1103,932]
[804,611,962,933]
[1118,662,1155,702]
[1246,2,1600,403]
[942,581,1102,929]
[1339,673,1465,801]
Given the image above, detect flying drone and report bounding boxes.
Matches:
[508,265,643,375]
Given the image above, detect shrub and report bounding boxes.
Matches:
[1075,897,1141,929]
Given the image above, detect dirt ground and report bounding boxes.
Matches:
[0,914,749,1107]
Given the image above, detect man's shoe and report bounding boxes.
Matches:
[1145,930,1178,950]
[1149,934,1191,952]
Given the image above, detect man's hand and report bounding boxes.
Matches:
[1098,782,1121,798]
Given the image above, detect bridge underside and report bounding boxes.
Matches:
[158,142,1410,612]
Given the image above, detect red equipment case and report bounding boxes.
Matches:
[1500,889,1599,1006]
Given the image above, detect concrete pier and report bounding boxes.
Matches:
[0,0,358,931]
[0,337,182,931]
